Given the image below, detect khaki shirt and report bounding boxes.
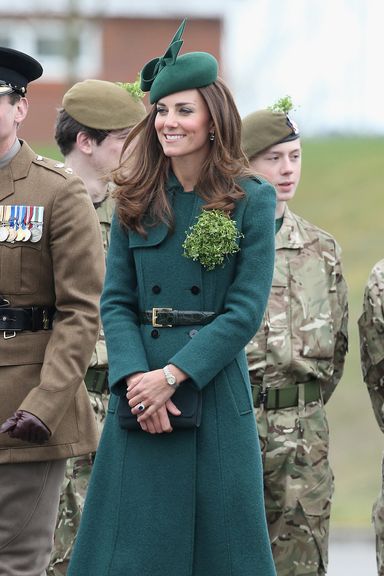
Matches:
[358,259,384,431]
[89,193,114,368]
[246,206,348,403]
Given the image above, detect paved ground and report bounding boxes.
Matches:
[327,528,376,575]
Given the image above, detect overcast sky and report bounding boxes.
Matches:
[2,0,383,135]
[227,0,384,135]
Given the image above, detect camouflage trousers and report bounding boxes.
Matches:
[372,456,384,576]
[256,401,334,576]
[47,391,109,576]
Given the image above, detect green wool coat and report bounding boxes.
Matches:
[68,173,277,576]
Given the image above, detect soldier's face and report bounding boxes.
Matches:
[0,95,27,154]
[93,128,131,174]
[250,139,301,203]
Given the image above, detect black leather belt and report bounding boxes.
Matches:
[0,306,55,333]
[141,308,216,327]
[84,367,109,395]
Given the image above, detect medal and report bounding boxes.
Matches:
[0,226,8,241]
[6,227,17,242]
[15,205,25,241]
[6,205,17,243]
[30,226,42,243]
[0,206,8,241]
[22,206,33,242]
[30,206,44,243]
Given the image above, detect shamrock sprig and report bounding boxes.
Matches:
[115,76,145,101]
[183,210,243,271]
[268,95,295,114]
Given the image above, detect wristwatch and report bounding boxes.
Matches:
[163,365,179,389]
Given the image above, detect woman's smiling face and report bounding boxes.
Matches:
[154,89,213,163]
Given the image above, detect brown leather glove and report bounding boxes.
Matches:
[0,410,51,444]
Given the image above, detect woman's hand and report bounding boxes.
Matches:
[127,368,175,417]
[137,399,182,434]
[126,365,188,433]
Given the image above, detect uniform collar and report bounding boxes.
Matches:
[0,138,20,168]
[275,205,311,250]
[0,139,35,202]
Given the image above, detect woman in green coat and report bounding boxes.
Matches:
[68,20,277,576]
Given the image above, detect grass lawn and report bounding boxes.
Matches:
[34,137,384,528]
[291,137,384,528]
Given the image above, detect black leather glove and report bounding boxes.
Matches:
[0,410,51,444]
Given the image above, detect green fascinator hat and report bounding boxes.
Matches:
[242,96,300,159]
[140,19,218,104]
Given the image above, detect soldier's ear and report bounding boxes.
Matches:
[76,131,93,155]
[15,97,28,126]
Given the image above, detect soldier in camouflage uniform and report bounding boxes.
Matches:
[358,260,384,576]
[242,100,349,575]
[48,79,146,575]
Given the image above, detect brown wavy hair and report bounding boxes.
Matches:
[113,77,253,235]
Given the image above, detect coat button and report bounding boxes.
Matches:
[189,329,199,338]
[190,285,200,295]
[152,285,161,294]
[151,329,159,338]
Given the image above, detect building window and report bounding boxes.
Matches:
[0,19,102,81]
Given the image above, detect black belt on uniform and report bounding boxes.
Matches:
[140,308,216,327]
[0,306,55,332]
[252,381,322,410]
[84,367,109,395]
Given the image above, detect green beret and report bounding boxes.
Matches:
[140,19,218,104]
[62,79,146,130]
[242,110,300,159]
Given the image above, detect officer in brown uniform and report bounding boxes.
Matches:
[0,48,104,576]
[48,79,146,575]
[242,101,348,576]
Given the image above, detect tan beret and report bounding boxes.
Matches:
[242,110,299,159]
[62,79,146,130]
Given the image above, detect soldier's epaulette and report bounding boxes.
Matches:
[32,155,74,179]
[296,213,338,245]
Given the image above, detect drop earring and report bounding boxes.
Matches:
[209,131,215,142]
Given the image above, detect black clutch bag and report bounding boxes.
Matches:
[117,379,202,430]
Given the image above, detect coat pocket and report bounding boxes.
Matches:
[222,358,253,415]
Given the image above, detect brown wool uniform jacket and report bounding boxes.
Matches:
[0,141,104,463]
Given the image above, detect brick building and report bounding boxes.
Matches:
[0,1,232,146]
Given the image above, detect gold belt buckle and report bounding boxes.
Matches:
[152,307,173,328]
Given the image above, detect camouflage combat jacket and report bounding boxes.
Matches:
[358,259,384,431]
[89,193,114,369]
[247,206,348,403]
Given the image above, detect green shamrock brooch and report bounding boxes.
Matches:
[183,210,243,271]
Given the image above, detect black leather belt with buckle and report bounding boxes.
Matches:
[141,308,217,327]
[0,306,55,337]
